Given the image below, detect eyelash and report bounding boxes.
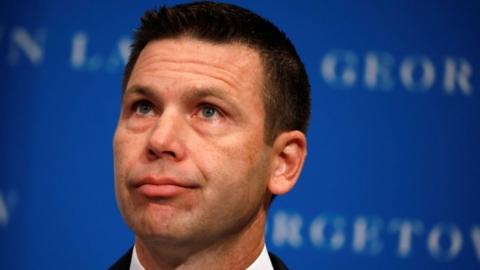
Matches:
[130,100,225,120]
[197,104,223,120]
[132,100,154,116]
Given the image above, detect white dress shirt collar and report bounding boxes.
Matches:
[246,244,274,270]
[129,245,144,270]
[130,244,274,270]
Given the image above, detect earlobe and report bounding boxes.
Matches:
[268,131,307,195]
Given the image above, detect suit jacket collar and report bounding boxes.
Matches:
[268,252,289,270]
[109,247,289,270]
[108,248,132,270]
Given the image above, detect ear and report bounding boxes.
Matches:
[268,130,307,195]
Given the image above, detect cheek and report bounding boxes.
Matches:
[113,133,125,175]
[113,130,142,213]
[197,135,271,198]
[113,129,141,180]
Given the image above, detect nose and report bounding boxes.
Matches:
[146,110,186,162]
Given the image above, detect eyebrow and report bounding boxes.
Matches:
[183,87,232,102]
[122,85,164,108]
[123,85,241,116]
[123,85,156,100]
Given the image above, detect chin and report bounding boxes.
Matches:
[128,209,189,239]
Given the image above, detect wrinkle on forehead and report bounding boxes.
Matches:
[130,37,264,91]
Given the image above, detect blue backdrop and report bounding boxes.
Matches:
[1,0,479,269]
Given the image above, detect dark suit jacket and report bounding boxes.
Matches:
[109,247,289,270]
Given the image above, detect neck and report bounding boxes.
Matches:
[135,205,268,270]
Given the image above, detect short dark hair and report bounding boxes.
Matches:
[123,1,311,143]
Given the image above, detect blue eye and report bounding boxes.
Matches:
[200,105,219,119]
[135,100,153,115]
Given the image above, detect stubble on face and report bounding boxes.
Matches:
[113,37,274,255]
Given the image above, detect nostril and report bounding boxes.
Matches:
[148,149,157,159]
[162,150,176,158]
[147,149,177,160]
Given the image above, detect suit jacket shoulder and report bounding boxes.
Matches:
[269,252,289,270]
[109,248,132,270]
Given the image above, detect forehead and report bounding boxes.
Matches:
[128,37,265,93]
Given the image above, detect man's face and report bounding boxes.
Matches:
[113,37,273,246]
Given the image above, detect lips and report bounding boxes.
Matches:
[133,175,197,198]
